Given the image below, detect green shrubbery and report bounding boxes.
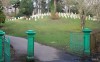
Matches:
[18,0,33,17]
[0,1,6,24]
[0,11,6,23]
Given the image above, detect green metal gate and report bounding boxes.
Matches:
[70,32,84,56]
[4,37,11,62]
[0,30,10,62]
[70,28,92,57]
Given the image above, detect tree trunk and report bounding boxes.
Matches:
[68,6,71,13]
[96,9,99,21]
[80,15,86,29]
[50,0,58,19]
[80,10,86,29]
[54,0,56,13]
[15,7,16,17]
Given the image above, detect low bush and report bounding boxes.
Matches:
[0,11,6,23]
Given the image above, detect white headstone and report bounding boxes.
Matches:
[14,18,16,20]
[61,13,63,17]
[41,14,44,19]
[47,12,49,16]
[86,17,88,20]
[93,16,97,21]
[64,13,67,18]
[43,13,46,16]
[37,14,40,19]
[34,15,37,21]
[88,15,91,20]
[12,19,14,21]
[73,15,76,19]
[29,18,31,20]
[48,13,51,16]
[58,12,60,17]
[70,14,72,18]
[18,17,20,19]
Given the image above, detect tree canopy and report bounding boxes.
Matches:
[0,1,6,24]
[18,0,33,17]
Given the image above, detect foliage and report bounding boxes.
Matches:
[70,6,78,14]
[0,1,6,24]
[13,1,20,8]
[86,11,93,17]
[10,0,20,4]
[41,0,46,13]
[1,0,10,7]
[18,0,33,17]
[50,0,55,13]
[65,0,95,29]
[0,1,3,11]
[65,0,75,13]
[91,0,100,21]
[56,0,64,12]
[10,0,20,17]
[0,11,6,23]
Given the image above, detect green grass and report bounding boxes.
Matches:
[1,17,100,51]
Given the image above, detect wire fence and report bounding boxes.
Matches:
[70,32,84,57]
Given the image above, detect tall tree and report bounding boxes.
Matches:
[18,0,33,17]
[0,1,6,24]
[50,0,59,19]
[65,0,94,29]
[41,0,46,13]
[10,0,20,17]
[75,0,94,29]
[1,0,10,7]
[56,0,64,12]
[65,0,75,13]
[92,0,100,21]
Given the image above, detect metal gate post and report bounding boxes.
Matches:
[0,30,5,62]
[4,37,11,62]
[83,28,92,56]
[26,30,36,62]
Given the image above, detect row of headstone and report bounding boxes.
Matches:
[30,13,51,21]
[7,12,97,21]
[7,13,51,21]
[58,12,98,21]
[58,12,80,19]
[8,17,25,21]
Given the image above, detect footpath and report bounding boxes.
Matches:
[6,35,80,62]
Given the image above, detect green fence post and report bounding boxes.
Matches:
[83,28,92,56]
[26,30,36,61]
[0,30,5,62]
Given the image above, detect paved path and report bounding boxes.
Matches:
[6,35,80,62]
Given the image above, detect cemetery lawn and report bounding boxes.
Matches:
[1,17,100,51]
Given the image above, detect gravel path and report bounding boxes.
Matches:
[6,35,80,62]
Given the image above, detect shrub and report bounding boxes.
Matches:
[0,11,6,23]
[51,12,59,20]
